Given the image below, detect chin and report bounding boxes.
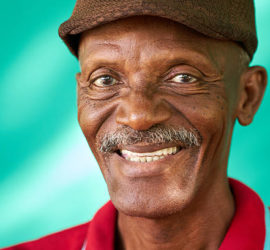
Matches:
[109,184,195,219]
[101,151,201,219]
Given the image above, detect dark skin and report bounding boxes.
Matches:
[76,16,267,250]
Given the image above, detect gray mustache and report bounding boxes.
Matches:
[98,125,201,153]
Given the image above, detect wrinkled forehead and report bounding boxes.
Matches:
[78,16,243,74]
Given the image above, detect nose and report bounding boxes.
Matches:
[116,91,171,130]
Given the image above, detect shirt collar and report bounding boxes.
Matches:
[220,178,266,250]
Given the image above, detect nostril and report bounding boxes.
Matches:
[115,97,172,130]
[117,113,158,131]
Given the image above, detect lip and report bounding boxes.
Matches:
[112,146,184,178]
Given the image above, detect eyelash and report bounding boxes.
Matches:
[89,72,199,88]
[91,75,119,87]
[168,73,198,84]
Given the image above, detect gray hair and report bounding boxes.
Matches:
[98,125,201,153]
[239,47,251,71]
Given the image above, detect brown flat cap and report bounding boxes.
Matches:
[59,0,257,59]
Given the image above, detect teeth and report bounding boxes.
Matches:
[140,157,146,163]
[132,157,140,162]
[146,157,152,162]
[121,146,179,162]
[153,156,159,161]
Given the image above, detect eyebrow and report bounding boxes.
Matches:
[87,42,122,55]
[151,38,217,67]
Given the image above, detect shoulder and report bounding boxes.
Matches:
[1,222,90,250]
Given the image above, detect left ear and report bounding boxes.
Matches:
[237,66,267,126]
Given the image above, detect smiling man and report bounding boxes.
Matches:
[2,0,269,250]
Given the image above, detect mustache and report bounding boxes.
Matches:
[97,125,202,153]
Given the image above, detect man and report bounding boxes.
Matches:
[2,0,269,249]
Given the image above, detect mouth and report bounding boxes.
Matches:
[118,146,181,162]
[110,144,191,178]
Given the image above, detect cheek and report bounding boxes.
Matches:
[196,96,231,149]
[77,89,121,169]
[166,90,233,171]
[188,93,236,172]
[196,100,227,135]
[77,88,117,139]
[171,93,229,137]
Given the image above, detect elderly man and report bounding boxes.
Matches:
[3,0,269,249]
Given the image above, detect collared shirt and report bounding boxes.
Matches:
[2,179,270,250]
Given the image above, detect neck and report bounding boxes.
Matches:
[116,178,235,250]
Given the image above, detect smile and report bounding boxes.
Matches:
[120,146,180,162]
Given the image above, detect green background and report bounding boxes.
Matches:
[0,0,269,248]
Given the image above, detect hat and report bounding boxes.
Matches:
[58,0,257,59]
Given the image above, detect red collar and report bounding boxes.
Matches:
[85,201,117,250]
[220,179,266,250]
[85,179,267,250]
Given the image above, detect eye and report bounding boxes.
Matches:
[169,74,197,84]
[92,75,118,87]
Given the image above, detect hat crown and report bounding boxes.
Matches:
[59,0,257,59]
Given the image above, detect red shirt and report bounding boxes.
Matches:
[2,179,270,250]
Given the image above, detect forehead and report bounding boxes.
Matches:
[78,16,241,74]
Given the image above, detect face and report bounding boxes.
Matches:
[76,16,258,218]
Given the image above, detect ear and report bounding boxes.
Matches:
[237,66,267,126]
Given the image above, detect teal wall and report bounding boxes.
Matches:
[0,0,269,248]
